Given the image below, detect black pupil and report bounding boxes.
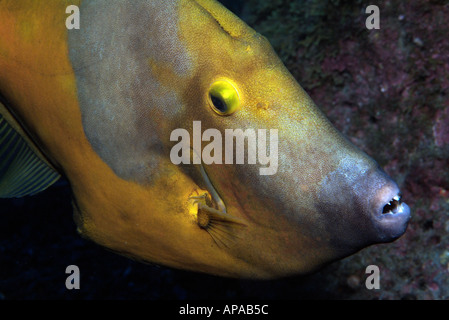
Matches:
[210,94,227,112]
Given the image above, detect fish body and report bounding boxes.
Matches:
[0,0,410,278]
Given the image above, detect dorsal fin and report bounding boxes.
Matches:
[0,101,60,198]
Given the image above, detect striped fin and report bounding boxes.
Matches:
[0,102,60,198]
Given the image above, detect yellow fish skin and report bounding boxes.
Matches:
[0,0,410,279]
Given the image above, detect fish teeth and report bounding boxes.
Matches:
[393,195,400,201]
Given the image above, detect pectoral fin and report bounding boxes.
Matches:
[197,201,246,248]
[0,101,60,198]
[183,147,246,247]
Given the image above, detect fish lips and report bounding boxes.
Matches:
[371,183,411,242]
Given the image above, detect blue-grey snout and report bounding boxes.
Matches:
[371,177,411,242]
[316,157,411,251]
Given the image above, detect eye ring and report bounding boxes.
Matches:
[207,79,240,116]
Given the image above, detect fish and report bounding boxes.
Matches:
[0,0,410,279]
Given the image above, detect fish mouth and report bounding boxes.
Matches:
[373,184,411,241]
[382,194,406,215]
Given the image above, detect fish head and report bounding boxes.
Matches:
[170,0,411,277]
[68,0,410,279]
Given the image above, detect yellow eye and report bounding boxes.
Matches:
[208,79,240,116]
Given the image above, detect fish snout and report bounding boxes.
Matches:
[371,180,411,242]
[317,160,411,251]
